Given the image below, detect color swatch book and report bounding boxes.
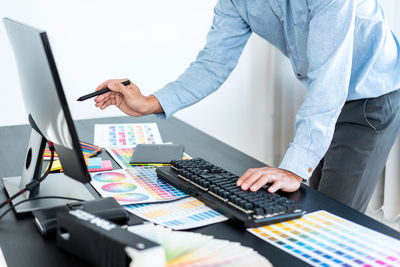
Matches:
[44,141,101,160]
[106,147,191,169]
[90,168,187,205]
[127,223,272,267]
[124,197,228,230]
[94,123,162,148]
[248,210,400,267]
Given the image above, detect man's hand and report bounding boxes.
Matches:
[237,166,303,193]
[94,79,163,117]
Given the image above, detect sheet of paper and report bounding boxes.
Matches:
[0,246,7,267]
[94,123,163,147]
[87,157,102,168]
[90,168,187,205]
[248,210,400,267]
[88,160,113,172]
[124,197,228,230]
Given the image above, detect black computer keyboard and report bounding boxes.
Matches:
[156,158,305,228]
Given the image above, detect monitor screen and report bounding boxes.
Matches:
[3,17,91,183]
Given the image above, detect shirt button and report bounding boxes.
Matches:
[281,20,284,25]
[297,73,302,78]
[308,168,312,173]
[287,50,290,55]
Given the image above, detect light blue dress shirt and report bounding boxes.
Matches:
[153,0,400,179]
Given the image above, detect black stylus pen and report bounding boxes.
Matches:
[77,80,131,101]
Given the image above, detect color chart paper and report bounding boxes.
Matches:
[106,147,138,168]
[90,168,187,205]
[248,210,400,267]
[128,223,272,267]
[94,123,163,148]
[125,197,228,230]
[106,147,191,169]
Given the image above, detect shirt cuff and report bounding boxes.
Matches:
[152,85,180,119]
[278,144,321,180]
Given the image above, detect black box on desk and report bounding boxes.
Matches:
[33,197,129,236]
[56,210,165,267]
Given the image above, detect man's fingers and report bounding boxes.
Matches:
[94,91,114,103]
[240,170,261,190]
[237,169,254,186]
[108,80,130,94]
[100,98,116,110]
[240,170,272,190]
[95,93,113,107]
[96,79,128,90]
[95,79,111,92]
[249,175,273,192]
[94,78,129,100]
[268,179,282,193]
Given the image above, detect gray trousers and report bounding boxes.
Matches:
[309,89,400,213]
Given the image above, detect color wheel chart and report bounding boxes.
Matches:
[94,123,163,148]
[248,210,400,267]
[125,197,228,230]
[90,168,187,205]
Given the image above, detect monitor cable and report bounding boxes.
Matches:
[0,196,84,220]
[0,140,55,210]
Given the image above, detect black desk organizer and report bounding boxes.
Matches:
[56,209,163,267]
[33,197,129,236]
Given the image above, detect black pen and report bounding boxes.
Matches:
[77,80,131,101]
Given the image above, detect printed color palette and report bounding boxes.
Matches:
[125,197,228,230]
[106,147,165,169]
[125,168,186,200]
[106,147,136,168]
[94,123,163,148]
[90,168,187,205]
[93,171,126,182]
[248,210,400,267]
[114,193,149,202]
[101,182,137,193]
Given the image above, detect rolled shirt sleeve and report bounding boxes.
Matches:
[279,0,356,179]
[153,0,251,119]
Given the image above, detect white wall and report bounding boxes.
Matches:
[0,0,277,164]
[0,0,217,125]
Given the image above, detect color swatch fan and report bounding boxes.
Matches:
[128,223,272,267]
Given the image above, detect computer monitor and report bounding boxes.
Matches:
[2,17,94,213]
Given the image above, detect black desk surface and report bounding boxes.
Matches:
[1,115,399,267]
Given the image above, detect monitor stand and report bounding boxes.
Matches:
[1,126,94,214]
[2,174,95,214]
